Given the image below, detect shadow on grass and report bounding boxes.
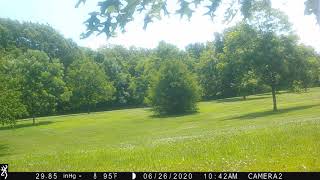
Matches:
[0,144,11,157]
[0,121,54,131]
[216,96,269,103]
[222,104,320,121]
[149,111,199,119]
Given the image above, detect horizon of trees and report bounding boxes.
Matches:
[0,16,320,125]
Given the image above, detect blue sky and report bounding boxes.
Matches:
[0,0,319,51]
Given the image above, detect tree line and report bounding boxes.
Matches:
[0,10,320,125]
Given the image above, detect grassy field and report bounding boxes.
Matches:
[1,88,320,172]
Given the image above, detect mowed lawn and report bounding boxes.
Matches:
[1,88,320,172]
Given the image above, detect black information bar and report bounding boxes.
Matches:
[2,172,320,180]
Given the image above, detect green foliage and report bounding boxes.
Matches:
[17,50,70,118]
[197,48,223,99]
[147,61,200,115]
[0,18,82,67]
[67,58,115,113]
[0,84,26,126]
[287,45,320,90]
[97,46,143,106]
[186,43,205,61]
[244,9,297,111]
[222,23,258,98]
[0,59,27,126]
[1,17,320,120]
[155,41,183,62]
[129,57,157,105]
[291,80,305,93]
[238,71,259,99]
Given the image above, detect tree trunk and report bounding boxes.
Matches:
[32,114,35,125]
[271,85,277,111]
[243,96,247,100]
[87,104,91,114]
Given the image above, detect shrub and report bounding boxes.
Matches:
[292,80,305,93]
[147,61,200,115]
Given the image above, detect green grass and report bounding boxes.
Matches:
[1,88,320,172]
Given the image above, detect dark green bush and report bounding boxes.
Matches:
[147,60,200,115]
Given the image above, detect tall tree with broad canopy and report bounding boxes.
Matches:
[97,46,135,105]
[0,18,83,69]
[197,44,224,100]
[0,78,27,126]
[67,58,115,113]
[222,23,259,100]
[0,55,27,126]
[247,8,307,111]
[16,50,70,124]
[287,44,320,91]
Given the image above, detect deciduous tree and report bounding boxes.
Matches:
[17,50,70,124]
[67,58,115,113]
[0,57,27,126]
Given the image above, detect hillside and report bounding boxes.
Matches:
[1,88,320,171]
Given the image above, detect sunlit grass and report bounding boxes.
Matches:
[1,88,320,171]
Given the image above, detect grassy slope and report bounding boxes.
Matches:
[1,88,320,172]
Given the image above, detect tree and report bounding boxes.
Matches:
[0,82,27,126]
[153,41,195,71]
[67,59,115,113]
[288,45,320,91]
[1,15,320,118]
[197,46,223,99]
[128,56,158,105]
[186,43,205,61]
[155,41,183,61]
[0,56,27,126]
[222,23,259,100]
[253,34,286,111]
[244,8,294,111]
[0,18,83,69]
[238,71,259,100]
[17,50,70,124]
[97,46,135,106]
[147,60,200,115]
[0,83,26,126]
